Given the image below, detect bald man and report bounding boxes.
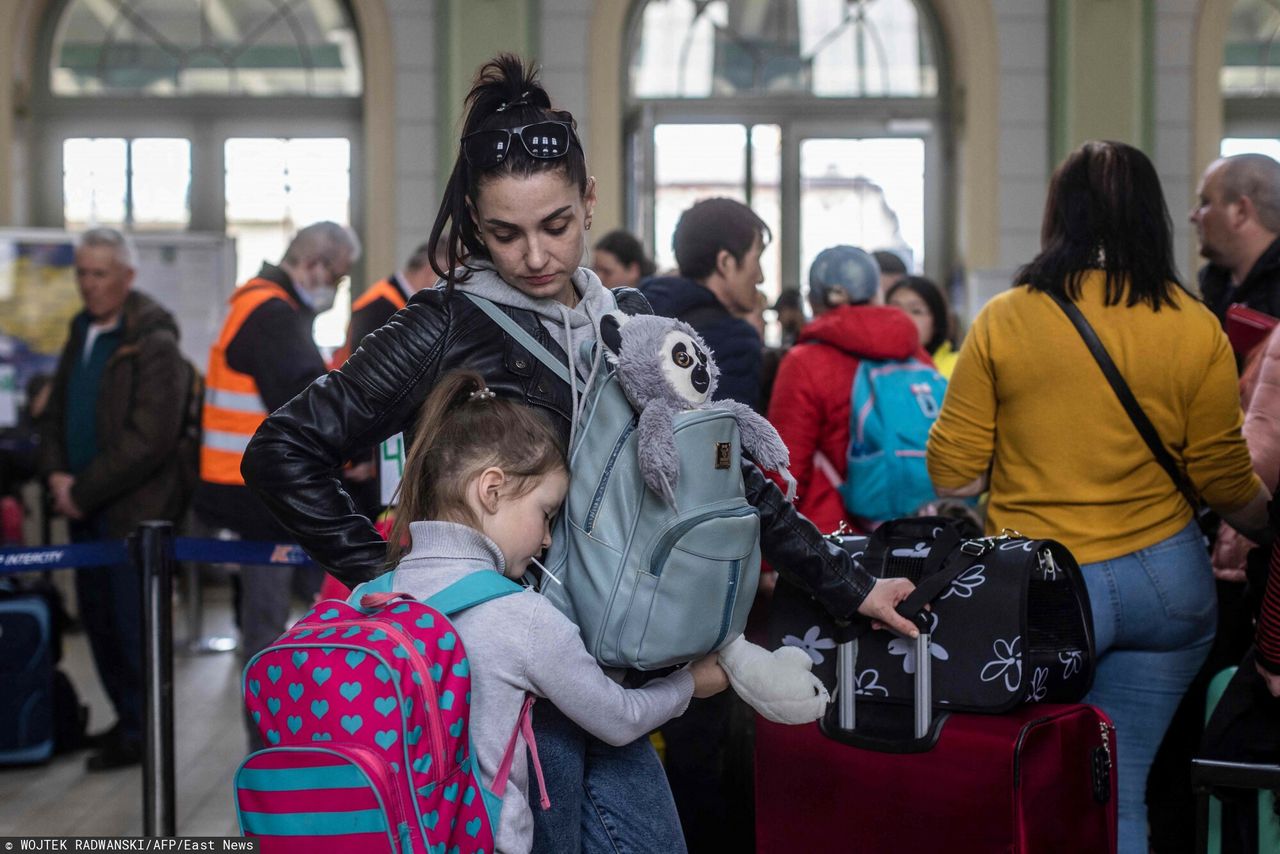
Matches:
[1191,153,1280,323]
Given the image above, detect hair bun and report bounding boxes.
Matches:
[466,54,553,128]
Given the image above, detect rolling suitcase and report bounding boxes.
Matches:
[754,625,1118,853]
[0,590,55,763]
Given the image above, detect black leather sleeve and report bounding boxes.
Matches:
[241,291,458,586]
[743,460,874,619]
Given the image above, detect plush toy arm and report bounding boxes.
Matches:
[716,400,798,502]
[637,403,680,506]
[718,400,790,471]
[717,634,830,724]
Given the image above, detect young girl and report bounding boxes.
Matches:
[386,368,726,854]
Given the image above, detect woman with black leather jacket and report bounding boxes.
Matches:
[241,54,917,853]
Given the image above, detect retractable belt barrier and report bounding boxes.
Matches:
[0,540,130,572]
[0,537,317,576]
[0,524,320,837]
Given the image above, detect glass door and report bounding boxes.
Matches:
[637,116,943,307]
[796,134,927,300]
[223,135,354,352]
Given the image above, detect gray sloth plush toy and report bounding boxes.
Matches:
[598,312,797,505]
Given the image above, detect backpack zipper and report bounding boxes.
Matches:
[712,559,743,650]
[648,504,758,577]
[584,417,637,534]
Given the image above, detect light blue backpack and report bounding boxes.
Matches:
[464,293,761,670]
[839,357,947,521]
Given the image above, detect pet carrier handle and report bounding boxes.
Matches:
[845,526,965,642]
[894,540,990,625]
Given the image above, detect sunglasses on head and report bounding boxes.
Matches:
[461,121,580,169]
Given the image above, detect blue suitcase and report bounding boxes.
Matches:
[0,593,55,764]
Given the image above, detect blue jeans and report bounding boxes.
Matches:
[530,700,687,853]
[1081,522,1216,854]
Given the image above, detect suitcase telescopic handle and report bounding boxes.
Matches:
[838,608,935,739]
[913,626,932,740]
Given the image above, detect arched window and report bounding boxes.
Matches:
[50,0,361,97]
[1221,0,1280,161]
[34,0,364,349]
[626,0,950,301]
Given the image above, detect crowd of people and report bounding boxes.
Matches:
[11,50,1280,854]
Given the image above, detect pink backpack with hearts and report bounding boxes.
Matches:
[235,571,548,853]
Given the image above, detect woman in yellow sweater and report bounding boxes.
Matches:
[926,141,1270,854]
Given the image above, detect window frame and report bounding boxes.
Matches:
[622,0,954,289]
[45,0,363,99]
[30,0,366,286]
[1220,0,1280,161]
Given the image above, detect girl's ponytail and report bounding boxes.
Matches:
[387,371,486,564]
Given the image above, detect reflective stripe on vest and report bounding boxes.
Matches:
[200,278,298,486]
[332,276,410,368]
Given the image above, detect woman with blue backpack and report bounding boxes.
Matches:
[241,53,917,852]
[768,245,941,535]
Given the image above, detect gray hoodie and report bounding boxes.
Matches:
[457,261,616,380]
[394,521,694,854]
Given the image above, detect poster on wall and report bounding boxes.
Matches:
[0,237,78,402]
[0,228,235,430]
[0,228,235,365]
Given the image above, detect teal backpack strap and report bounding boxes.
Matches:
[425,571,523,617]
[462,292,586,394]
[346,570,397,609]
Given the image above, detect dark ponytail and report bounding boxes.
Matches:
[387,369,566,566]
[427,54,589,292]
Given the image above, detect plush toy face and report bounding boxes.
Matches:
[599,312,720,411]
[662,329,712,405]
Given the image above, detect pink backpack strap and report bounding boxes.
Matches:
[492,694,551,810]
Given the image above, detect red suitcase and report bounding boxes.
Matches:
[755,634,1118,854]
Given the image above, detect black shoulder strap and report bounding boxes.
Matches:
[1047,290,1201,511]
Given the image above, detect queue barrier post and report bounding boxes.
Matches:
[133,520,176,838]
